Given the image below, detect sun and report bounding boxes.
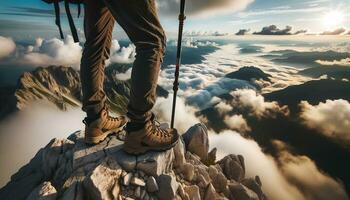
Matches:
[323,10,345,28]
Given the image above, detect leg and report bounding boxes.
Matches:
[81,0,115,119]
[81,0,128,144]
[102,0,167,124]
[102,0,178,155]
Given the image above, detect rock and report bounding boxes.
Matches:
[197,174,209,189]
[242,177,265,200]
[130,177,146,187]
[1,124,267,200]
[136,149,174,177]
[204,183,217,200]
[146,176,159,193]
[228,182,259,200]
[83,157,122,200]
[181,163,195,182]
[156,174,179,200]
[184,185,201,200]
[115,148,137,172]
[173,138,186,168]
[60,181,84,200]
[178,185,190,200]
[182,123,209,161]
[208,166,228,193]
[218,154,245,181]
[122,173,133,186]
[134,186,141,199]
[72,138,108,170]
[26,181,57,200]
[204,148,217,166]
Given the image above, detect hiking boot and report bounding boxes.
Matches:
[123,115,179,155]
[84,108,128,144]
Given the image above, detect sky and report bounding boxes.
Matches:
[0,0,350,40]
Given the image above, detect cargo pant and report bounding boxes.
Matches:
[81,0,166,123]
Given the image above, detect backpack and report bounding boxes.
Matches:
[42,0,83,43]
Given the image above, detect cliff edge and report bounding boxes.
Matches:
[0,123,266,200]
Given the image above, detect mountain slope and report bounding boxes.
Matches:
[0,65,169,119]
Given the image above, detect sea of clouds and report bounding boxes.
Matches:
[0,35,350,199]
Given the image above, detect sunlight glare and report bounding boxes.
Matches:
[323,10,345,28]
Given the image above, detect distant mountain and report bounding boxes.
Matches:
[269,50,350,68]
[226,66,271,82]
[264,79,350,113]
[299,66,350,80]
[0,66,168,119]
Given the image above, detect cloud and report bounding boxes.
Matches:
[0,36,137,69]
[230,89,289,117]
[0,102,84,187]
[152,95,200,133]
[294,30,308,35]
[0,36,16,59]
[184,31,228,37]
[115,68,132,81]
[210,131,349,200]
[20,36,82,69]
[215,101,232,115]
[224,114,251,132]
[156,0,254,17]
[254,25,293,35]
[235,29,250,35]
[107,39,136,64]
[300,99,350,143]
[273,140,349,200]
[187,78,254,108]
[320,28,347,35]
[209,131,306,200]
[315,58,350,67]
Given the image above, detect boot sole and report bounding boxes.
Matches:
[123,134,179,155]
[85,126,125,145]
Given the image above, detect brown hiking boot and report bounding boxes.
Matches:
[123,115,179,155]
[84,108,128,144]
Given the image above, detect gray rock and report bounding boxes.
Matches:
[136,149,174,177]
[208,166,228,193]
[83,157,122,200]
[242,177,266,200]
[204,183,216,200]
[146,176,159,193]
[156,174,179,200]
[182,123,209,161]
[134,186,141,199]
[228,182,259,200]
[184,185,201,200]
[218,154,245,181]
[72,138,109,170]
[197,174,209,189]
[130,177,146,187]
[181,163,195,182]
[26,181,57,200]
[122,173,133,186]
[115,148,137,172]
[178,185,190,200]
[60,181,84,200]
[173,138,186,168]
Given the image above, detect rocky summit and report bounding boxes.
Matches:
[0,123,266,200]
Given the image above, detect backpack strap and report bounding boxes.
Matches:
[77,3,81,18]
[64,0,79,42]
[54,1,64,39]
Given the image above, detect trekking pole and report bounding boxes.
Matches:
[171,0,186,129]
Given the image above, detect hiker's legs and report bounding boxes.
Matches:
[103,0,166,124]
[81,0,115,119]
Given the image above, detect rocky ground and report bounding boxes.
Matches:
[0,123,266,200]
